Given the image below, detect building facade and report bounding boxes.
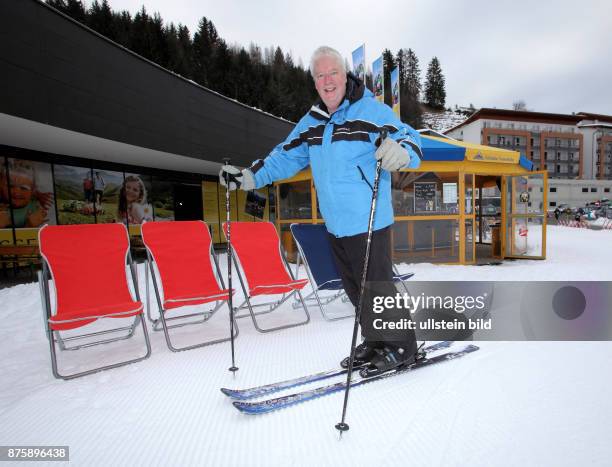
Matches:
[446,109,612,209]
[1,0,295,247]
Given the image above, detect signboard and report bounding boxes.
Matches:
[372,56,384,103]
[245,190,266,219]
[443,183,457,204]
[414,182,437,212]
[351,44,365,83]
[390,66,400,118]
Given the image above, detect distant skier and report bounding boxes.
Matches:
[220,46,422,376]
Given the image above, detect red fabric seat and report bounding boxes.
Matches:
[221,221,310,333]
[141,221,232,310]
[223,222,308,296]
[39,223,144,331]
[141,220,237,352]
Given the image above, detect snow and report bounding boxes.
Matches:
[0,225,611,466]
[422,109,469,133]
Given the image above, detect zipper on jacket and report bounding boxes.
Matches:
[357,165,374,192]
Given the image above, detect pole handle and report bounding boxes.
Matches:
[376,128,388,147]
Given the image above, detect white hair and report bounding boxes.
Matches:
[309,46,346,78]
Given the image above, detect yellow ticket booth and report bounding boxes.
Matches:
[273,134,547,265]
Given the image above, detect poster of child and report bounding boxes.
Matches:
[118,175,153,224]
[0,159,56,228]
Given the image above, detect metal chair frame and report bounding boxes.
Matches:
[38,251,151,380]
[143,222,238,352]
[229,232,310,333]
[291,243,353,321]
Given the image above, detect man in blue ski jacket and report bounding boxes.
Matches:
[220,46,422,375]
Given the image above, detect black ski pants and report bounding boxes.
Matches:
[328,226,417,353]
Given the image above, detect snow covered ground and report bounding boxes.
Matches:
[0,225,611,466]
[422,109,469,132]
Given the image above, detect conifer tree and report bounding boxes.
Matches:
[382,49,395,108]
[404,48,421,101]
[44,0,329,122]
[193,17,214,86]
[112,10,132,48]
[424,56,446,109]
[88,0,114,40]
[395,49,406,88]
[47,0,87,22]
[130,6,151,59]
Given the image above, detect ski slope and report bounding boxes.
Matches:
[0,225,610,466]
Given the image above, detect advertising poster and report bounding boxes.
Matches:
[390,66,400,118]
[92,169,123,224]
[0,158,13,245]
[0,158,56,235]
[372,56,384,103]
[351,44,365,83]
[120,172,154,227]
[244,190,267,220]
[151,176,175,221]
[54,164,96,225]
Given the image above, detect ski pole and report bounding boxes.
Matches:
[335,128,388,435]
[223,158,239,374]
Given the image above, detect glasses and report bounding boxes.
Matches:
[314,70,340,81]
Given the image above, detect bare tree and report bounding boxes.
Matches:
[512,100,527,111]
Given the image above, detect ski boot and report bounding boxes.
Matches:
[340,341,381,369]
[359,344,423,378]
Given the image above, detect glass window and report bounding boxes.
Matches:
[122,173,154,226]
[279,223,297,262]
[464,174,474,215]
[3,158,56,236]
[92,169,124,224]
[392,172,459,216]
[0,158,13,245]
[392,219,459,264]
[505,216,544,257]
[278,180,311,220]
[465,219,474,263]
[151,176,175,221]
[54,164,96,225]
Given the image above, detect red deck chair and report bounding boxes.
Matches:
[141,221,237,351]
[223,221,310,333]
[38,223,151,380]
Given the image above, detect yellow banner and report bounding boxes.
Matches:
[203,181,221,243]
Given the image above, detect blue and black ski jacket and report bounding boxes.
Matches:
[252,74,422,238]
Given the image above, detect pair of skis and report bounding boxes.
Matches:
[221,341,479,415]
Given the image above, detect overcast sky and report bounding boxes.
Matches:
[85,0,612,115]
